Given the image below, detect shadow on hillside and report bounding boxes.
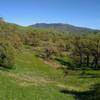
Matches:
[55,58,100,71]
[59,84,100,100]
[0,66,12,72]
[79,74,100,78]
[55,58,74,69]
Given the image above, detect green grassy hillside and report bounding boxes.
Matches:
[0,19,100,100]
[0,49,100,100]
[0,49,73,100]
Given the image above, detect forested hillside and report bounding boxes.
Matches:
[0,19,100,100]
[0,19,100,69]
[30,23,99,34]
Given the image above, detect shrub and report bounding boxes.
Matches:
[0,40,15,69]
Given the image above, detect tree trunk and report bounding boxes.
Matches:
[79,53,83,67]
[95,55,99,69]
[86,55,89,67]
[91,56,96,68]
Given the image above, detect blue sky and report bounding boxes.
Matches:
[0,0,100,29]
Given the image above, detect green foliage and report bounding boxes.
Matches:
[0,20,100,70]
[71,35,100,69]
[0,17,100,100]
[38,41,58,59]
[0,40,15,69]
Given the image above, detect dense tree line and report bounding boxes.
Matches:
[14,27,100,70]
[0,19,100,70]
[71,35,100,69]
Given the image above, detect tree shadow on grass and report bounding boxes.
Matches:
[55,58,74,69]
[80,74,100,78]
[0,67,10,72]
[59,84,100,100]
[0,66,15,72]
[79,71,100,78]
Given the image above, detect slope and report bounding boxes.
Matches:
[30,23,99,34]
[0,49,74,100]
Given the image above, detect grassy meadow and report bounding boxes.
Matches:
[0,48,99,100]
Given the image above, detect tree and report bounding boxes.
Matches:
[70,35,100,69]
[71,36,84,67]
[0,40,15,69]
[89,36,100,69]
[38,41,58,59]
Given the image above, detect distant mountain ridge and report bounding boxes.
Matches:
[0,17,99,35]
[30,23,99,34]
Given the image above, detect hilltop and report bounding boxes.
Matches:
[30,23,99,34]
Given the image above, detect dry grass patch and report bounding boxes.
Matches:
[8,73,53,87]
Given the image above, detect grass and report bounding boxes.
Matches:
[0,50,73,100]
[0,49,100,100]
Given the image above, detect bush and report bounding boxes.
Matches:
[0,41,15,69]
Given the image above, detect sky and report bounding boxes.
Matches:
[0,0,100,29]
